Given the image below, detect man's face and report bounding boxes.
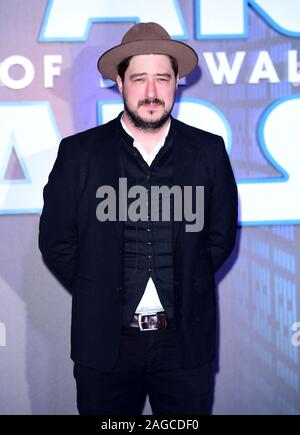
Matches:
[116,54,178,131]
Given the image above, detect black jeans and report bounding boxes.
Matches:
[73,324,212,415]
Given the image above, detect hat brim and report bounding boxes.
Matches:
[97,39,198,81]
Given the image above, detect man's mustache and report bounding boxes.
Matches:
[138,98,165,108]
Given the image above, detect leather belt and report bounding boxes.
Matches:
[129,311,169,331]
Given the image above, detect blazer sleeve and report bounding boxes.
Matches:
[38,138,78,292]
[209,137,238,273]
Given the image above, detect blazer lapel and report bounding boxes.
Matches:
[172,119,197,247]
[96,118,124,248]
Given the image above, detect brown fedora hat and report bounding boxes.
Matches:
[97,22,198,81]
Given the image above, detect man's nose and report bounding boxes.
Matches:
[145,79,157,99]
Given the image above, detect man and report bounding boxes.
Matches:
[39,22,238,415]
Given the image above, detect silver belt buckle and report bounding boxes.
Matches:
[138,313,158,331]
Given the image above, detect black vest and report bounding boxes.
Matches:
[119,120,175,326]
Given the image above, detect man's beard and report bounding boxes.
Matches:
[123,96,174,131]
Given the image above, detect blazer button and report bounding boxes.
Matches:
[119,249,123,255]
[117,286,123,293]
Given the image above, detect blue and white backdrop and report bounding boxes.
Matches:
[0,0,299,414]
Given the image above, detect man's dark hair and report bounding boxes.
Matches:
[117,55,178,81]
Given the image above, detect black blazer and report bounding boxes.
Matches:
[39,114,238,370]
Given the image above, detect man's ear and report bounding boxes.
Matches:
[116,74,123,95]
[175,74,179,89]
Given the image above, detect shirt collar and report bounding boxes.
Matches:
[120,115,171,149]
